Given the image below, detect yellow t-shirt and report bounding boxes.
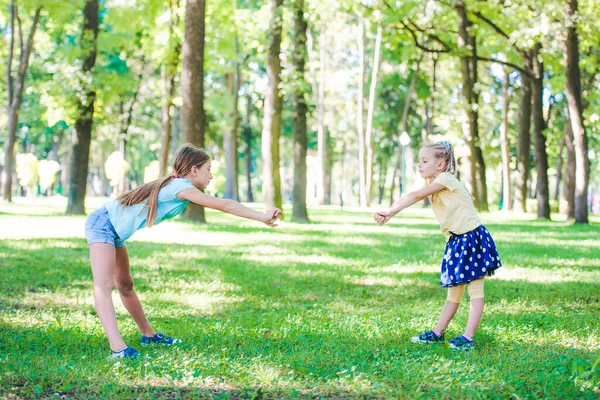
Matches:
[430,172,481,240]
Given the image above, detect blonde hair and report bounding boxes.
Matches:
[117,145,210,227]
[422,141,456,174]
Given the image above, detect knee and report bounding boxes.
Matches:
[94,281,115,295]
[116,279,134,294]
[447,285,465,304]
[468,279,485,300]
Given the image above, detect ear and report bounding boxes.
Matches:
[437,159,447,171]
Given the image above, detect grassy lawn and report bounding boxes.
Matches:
[1,197,599,399]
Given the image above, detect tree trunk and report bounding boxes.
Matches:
[224,65,240,199]
[554,134,565,202]
[66,0,98,215]
[181,0,207,222]
[561,110,576,218]
[291,0,309,221]
[1,4,42,202]
[160,66,176,176]
[500,69,513,211]
[356,19,367,207]
[364,25,382,207]
[315,28,329,205]
[514,53,532,213]
[159,2,181,177]
[531,44,550,219]
[224,33,241,201]
[423,54,437,144]
[261,0,284,212]
[244,92,254,202]
[564,0,589,224]
[456,1,487,211]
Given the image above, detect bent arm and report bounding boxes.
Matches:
[388,183,446,216]
[176,188,268,223]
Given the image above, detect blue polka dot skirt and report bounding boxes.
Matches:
[440,225,502,288]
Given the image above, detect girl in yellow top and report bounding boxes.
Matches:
[374,141,501,350]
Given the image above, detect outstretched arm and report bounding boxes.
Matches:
[177,188,281,226]
[374,183,445,226]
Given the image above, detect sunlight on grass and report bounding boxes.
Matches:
[1,200,600,398]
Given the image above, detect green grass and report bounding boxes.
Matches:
[1,197,599,399]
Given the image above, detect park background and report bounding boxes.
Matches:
[1,0,599,398]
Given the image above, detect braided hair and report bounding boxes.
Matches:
[422,141,456,174]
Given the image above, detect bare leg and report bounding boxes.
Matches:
[114,246,156,338]
[464,298,484,338]
[434,301,460,334]
[90,243,127,352]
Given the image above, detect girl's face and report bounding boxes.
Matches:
[190,161,213,190]
[418,148,447,179]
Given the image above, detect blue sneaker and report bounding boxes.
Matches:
[411,330,445,344]
[110,347,141,359]
[449,335,475,351]
[141,333,181,346]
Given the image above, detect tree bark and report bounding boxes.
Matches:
[66,0,98,215]
[531,44,550,219]
[224,35,240,201]
[554,134,565,202]
[291,0,309,221]
[181,0,207,222]
[159,1,181,177]
[514,53,532,213]
[315,29,329,205]
[261,0,284,212]
[364,25,383,207]
[561,110,576,218]
[564,0,589,224]
[2,3,42,202]
[456,1,487,211]
[244,92,254,202]
[356,18,367,207]
[500,69,513,211]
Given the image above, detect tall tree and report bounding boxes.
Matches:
[309,28,329,205]
[181,0,207,222]
[364,25,382,207]
[514,54,532,213]
[531,44,550,219]
[356,18,367,207]
[456,0,487,211]
[291,0,309,221]
[261,0,284,212]
[224,17,240,201]
[561,110,576,218]
[1,1,42,202]
[243,92,254,202]
[66,0,99,214]
[159,0,182,177]
[500,69,513,211]
[564,0,589,224]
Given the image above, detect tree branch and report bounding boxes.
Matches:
[470,11,527,55]
[476,55,532,77]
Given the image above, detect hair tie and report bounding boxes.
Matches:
[172,173,179,179]
[440,140,452,149]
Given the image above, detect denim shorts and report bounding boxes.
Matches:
[85,206,126,248]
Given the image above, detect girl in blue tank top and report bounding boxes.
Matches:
[85,146,281,358]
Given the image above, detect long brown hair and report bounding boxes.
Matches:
[117,145,210,227]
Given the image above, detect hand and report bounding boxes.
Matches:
[263,207,282,227]
[374,210,393,226]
